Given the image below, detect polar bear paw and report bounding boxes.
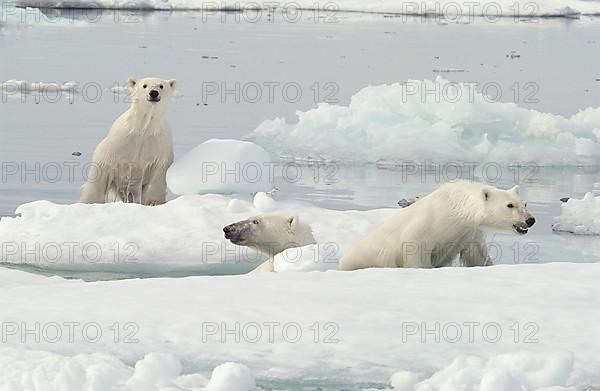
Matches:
[145,200,164,207]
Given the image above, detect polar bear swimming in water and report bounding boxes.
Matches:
[338,181,536,271]
[80,77,176,206]
[223,213,316,273]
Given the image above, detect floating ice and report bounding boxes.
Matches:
[552,192,600,235]
[167,139,273,196]
[10,0,600,16]
[249,77,600,166]
[0,194,392,272]
[0,80,78,93]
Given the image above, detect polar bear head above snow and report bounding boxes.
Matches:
[223,213,316,257]
[127,77,176,108]
[480,185,535,235]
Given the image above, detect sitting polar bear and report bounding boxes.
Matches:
[223,213,316,273]
[338,181,536,271]
[80,77,176,205]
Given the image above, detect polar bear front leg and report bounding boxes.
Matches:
[401,240,433,268]
[460,235,493,267]
[142,165,169,206]
[247,259,275,274]
[79,164,109,204]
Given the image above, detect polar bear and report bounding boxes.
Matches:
[80,77,176,206]
[338,181,536,271]
[223,213,316,273]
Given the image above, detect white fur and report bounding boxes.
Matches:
[338,181,535,271]
[80,77,176,205]
[223,213,316,273]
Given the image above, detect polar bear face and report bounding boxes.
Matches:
[223,213,316,257]
[480,185,535,235]
[127,77,176,107]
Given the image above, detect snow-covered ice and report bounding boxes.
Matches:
[0,80,79,94]
[249,77,600,166]
[167,139,274,196]
[0,263,598,389]
[10,0,600,17]
[0,193,391,273]
[0,178,589,275]
[553,192,600,235]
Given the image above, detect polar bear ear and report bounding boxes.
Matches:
[509,185,520,195]
[127,77,138,89]
[168,79,177,89]
[482,188,491,201]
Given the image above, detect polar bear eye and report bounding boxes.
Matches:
[160,85,164,89]
[142,84,147,89]
[252,220,259,225]
[507,203,514,208]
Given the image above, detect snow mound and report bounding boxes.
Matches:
[390,351,575,391]
[0,348,250,391]
[249,77,600,166]
[253,191,276,212]
[552,192,600,234]
[167,139,273,196]
[206,363,256,391]
[126,353,183,390]
[10,0,600,16]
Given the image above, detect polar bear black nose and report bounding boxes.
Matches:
[526,217,536,227]
[223,224,236,234]
[149,90,159,99]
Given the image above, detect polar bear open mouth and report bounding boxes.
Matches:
[513,223,529,235]
[147,97,161,103]
[225,232,247,245]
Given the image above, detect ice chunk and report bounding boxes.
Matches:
[552,192,600,235]
[167,139,273,195]
[253,191,276,212]
[249,77,600,166]
[126,353,182,390]
[205,363,256,391]
[0,80,78,94]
